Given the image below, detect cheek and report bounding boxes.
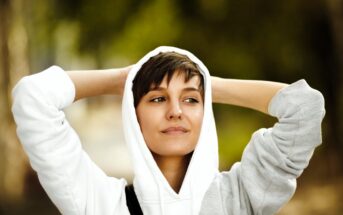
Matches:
[187,108,204,128]
[137,108,162,141]
[138,114,153,134]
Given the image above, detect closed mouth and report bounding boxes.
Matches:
[161,126,189,134]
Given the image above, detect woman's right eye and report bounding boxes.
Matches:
[150,97,166,103]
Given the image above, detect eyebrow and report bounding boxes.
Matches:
[149,86,201,93]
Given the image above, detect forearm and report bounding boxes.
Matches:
[67,67,129,102]
[211,77,289,114]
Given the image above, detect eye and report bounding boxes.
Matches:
[184,98,199,103]
[150,97,166,103]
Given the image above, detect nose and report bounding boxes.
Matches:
[166,100,182,120]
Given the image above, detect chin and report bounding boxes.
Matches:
[150,141,196,157]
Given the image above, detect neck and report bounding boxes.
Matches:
[152,153,192,193]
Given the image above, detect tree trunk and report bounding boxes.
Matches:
[0,0,30,202]
[0,0,11,202]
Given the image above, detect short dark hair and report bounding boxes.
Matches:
[132,52,204,107]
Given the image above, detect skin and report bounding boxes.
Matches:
[136,72,203,157]
[135,72,204,192]
[67,64,289,192]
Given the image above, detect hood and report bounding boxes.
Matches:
[122,46,219,215]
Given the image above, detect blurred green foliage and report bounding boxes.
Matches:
[18,0,340,169]
[1,0,342,214]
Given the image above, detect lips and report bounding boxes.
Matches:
[161,126,189,135]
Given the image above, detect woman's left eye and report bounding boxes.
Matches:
[184,98,199,103]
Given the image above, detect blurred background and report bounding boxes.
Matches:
[0,0,342,214]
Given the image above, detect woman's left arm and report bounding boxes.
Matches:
[211,77,289,114]
[209,77,326,214]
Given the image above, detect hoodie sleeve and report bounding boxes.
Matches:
[11,66,127,215]
[200,79,325,215]
[238,79,326,214]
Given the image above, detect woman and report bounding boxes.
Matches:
[12,46,325,214]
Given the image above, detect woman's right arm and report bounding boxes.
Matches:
[67,66,131,101]
[12,66,130,214]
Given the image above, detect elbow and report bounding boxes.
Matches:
[12,76,34,101]
[298,89,326,147]
[12,76,32,97]
[304,89,326,120]
[11,76,40,116]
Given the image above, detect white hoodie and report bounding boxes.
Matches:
[12,46,325,215]
[122,46,218,214]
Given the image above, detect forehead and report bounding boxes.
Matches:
[151,70,202,89]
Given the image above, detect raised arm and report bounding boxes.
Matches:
[211,77,289,114]
[67,66,131,101]
[12,66,130,214]
[201,78,325,214]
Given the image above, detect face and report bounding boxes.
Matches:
[135,71,204,158]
